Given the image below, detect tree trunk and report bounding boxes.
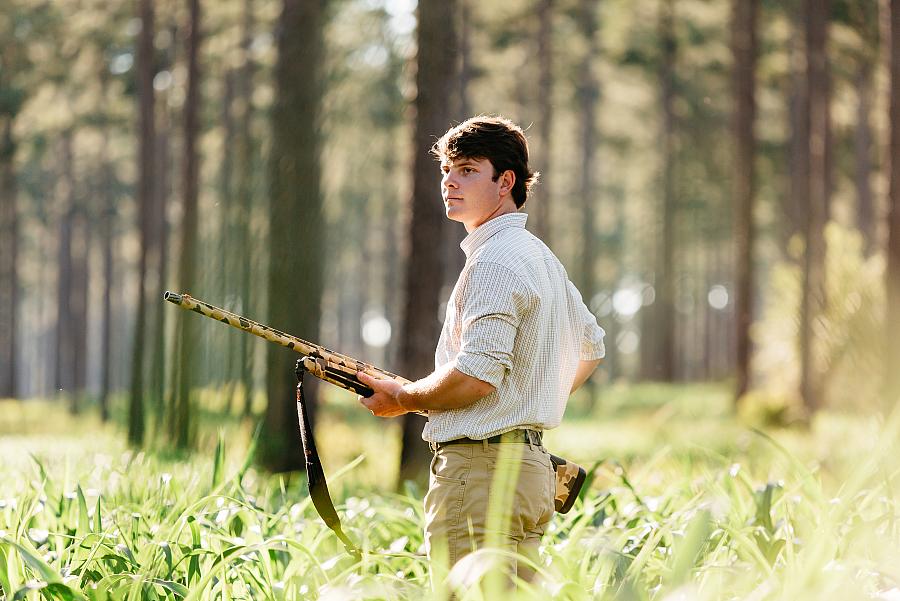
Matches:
[886,0,900,401]
[645,0,677,381]
[458,0,473,119]
[129,0,156,446]
[532,0,553,245]
[236,0,257,417]
[785,2,808,257]
[70,196,90,412]
[440,0,470,298]
[149,20,176,419]
[219,69,237,410]
[56,133,76,406]
[171,0,202,450]
[732,0,758,402]
[799,0,830,413]
[99,129,114,422]
[261,0,326,473]
[0,117,17,398]
[398,0,458,487]
[576,0,599,404]
[855,61,876,257]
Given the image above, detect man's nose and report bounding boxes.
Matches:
[442,172,457,189]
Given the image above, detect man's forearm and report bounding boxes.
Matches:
[571,358,602,393]
[399,362,495,412]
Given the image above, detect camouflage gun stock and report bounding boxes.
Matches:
[163,291,412,397]
[549,454,587,514]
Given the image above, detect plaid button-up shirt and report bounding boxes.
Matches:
[422,212,606,443]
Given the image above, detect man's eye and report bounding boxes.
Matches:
[463,168,475,174]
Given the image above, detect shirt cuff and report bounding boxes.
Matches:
[581,325,606,360]
[454,352,507,389]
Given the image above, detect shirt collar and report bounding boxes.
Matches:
[460,212,528,257]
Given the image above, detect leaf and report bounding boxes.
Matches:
[157,542,173,578]
[1,537,62,584]
[46,582,87,601]
[753,482,781,534]
[187,517,201,585]
[92,495,102,534]
[212,431,226,490]
[77,485,90,535]
[668,510,711,587]
[150,578,189,598]
[0,544,12,595]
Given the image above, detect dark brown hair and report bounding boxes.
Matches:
[431,116,539,209]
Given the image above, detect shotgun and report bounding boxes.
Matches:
[163,291,412,396]
[164,290,415,556]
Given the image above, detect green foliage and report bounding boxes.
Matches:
[2,394,900,599]
[753,223,886,411]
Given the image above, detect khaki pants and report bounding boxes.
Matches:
[424,438,556,584]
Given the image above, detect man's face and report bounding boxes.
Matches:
[440,156,515,232]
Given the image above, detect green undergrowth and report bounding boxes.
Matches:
[1,385,899,599]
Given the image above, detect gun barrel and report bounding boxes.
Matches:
[163,291,412,390]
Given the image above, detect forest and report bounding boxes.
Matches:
[0,0,899,598]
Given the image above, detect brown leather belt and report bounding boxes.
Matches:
[433,429,542,451]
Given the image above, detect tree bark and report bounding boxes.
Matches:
[854,61,876,257]
[533,0,553,245]
[70,192,90,412]
[732,0,758,401]
[576,0,599,404]
[886,0,900,401]
[99,126,114,422]
[56,133,76,406]
[785,2,808,256]
[644,0,677,382]
[149,20,176,419]
[398,0,458,487]
[440,0,470,299]
[129,0,156,446]
[261,0,326,473]
[171,0,202,449]
[0,117,17,398]
[219,69,237,410]
[235,0,257,417]
[799,0,830,413]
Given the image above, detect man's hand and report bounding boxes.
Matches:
[357,371,410,418]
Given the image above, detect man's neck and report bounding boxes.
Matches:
[464,203,518,234]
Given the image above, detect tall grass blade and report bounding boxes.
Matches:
[77,485,90,535]
[667,509,711,587]
[212,430,226,490]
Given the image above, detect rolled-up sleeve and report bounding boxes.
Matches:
[453,262,534,388]
[567,281,606,360]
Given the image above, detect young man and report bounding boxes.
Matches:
[358,116,605,581]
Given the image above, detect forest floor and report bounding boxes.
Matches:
[1,383,898,599]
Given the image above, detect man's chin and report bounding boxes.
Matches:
[445,207,465,223]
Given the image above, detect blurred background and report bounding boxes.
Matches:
[0,0,898,487]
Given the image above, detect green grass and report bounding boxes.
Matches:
[1,384,899,599]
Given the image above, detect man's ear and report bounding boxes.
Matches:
[499,169,516,197]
